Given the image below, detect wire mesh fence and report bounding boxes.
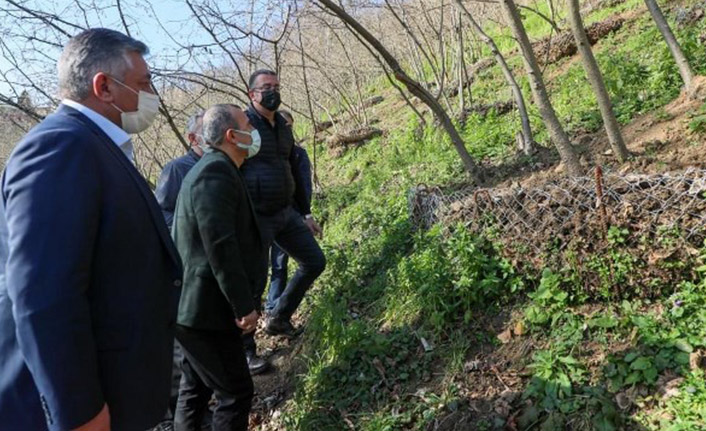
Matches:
[409,167,706,295]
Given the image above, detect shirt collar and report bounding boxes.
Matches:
[61,99,134,162]
[188,149,202,160]
[248,104,277,129]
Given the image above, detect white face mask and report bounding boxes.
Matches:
[193,133,208,153]
[110,78,160,134]
[233,129,261,158]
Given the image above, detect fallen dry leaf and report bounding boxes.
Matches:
[498,329,512,344]
[513,321,526,336]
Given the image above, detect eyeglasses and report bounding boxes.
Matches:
[253,85,281,92]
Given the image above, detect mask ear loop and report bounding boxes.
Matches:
[109,75,140,96]
[232,130,253,145]
[107,75,139,115]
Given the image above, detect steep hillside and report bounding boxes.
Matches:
[248,0,706,429]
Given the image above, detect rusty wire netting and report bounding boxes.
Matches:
[409,168,706,256]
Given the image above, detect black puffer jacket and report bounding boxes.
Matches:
[241,107,311,216]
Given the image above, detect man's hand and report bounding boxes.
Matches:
[303,216,323,238]
[72,404,110,431]
[236,310,259,334]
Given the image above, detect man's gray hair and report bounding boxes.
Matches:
[185,111,204,135]
[202,104,240,147]
[58,28,149,100]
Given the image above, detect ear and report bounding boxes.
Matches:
[248,90,257,102]
[187,132,196,144]
[225,129,235,143]
[93,72,115,102]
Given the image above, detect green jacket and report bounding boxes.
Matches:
[172,149,264,331]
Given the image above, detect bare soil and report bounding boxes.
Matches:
[248,313,309,430]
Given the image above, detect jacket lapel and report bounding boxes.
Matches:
[58,105,183,270]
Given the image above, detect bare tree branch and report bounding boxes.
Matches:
[4,0,81,36]
[115,0,131,37]
[0,94,44,122]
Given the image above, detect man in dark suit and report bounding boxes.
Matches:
[154,111,206,430]
[156,112,205,230]
[0,29,182,431]
[172,104,263,431]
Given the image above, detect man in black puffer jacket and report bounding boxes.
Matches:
[240,69,326,374]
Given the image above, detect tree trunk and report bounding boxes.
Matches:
[316,0,484,184]
[453,0,534,154]
[644,0,694,90]
[567,0,629,162]
[454,11,466,114]
[500,0,582,175]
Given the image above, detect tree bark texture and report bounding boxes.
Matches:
[500,0,582,175]
[644,0,694,90]
[567,0,629,161]
[453,0,534,154]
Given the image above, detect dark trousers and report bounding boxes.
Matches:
[265,244,289,315]
[174,325,253,431]
[162,340,184,420]
[243,205,326,353]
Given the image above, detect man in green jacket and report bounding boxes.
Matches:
[171,103,264,431]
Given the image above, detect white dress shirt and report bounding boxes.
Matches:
[61,99,134,163]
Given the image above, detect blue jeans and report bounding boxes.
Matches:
[265,244,289,315]
[243,206,325,353]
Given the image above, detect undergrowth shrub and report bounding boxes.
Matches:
[384,224,522,332]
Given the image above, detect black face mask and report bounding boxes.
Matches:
[259,89,281,111]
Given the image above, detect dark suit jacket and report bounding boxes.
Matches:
[0,104,183,431]
[155,149,201,229]
[172,149,263,331]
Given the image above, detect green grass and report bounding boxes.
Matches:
[636,369,706,430]
[273,1,706,429]
[585,0,643,24]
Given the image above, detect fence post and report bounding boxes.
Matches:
[595,166,609,239]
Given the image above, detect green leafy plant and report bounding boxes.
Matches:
[385,225,520,331]
[634,370,706,430]
[524,348,587,409]
[524,269,569,326]
[607,226,629,246]
[688,103,706,135]
[654,107,674,122]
